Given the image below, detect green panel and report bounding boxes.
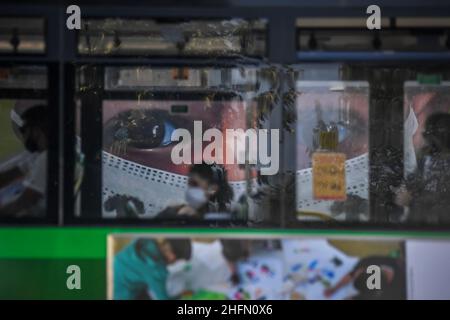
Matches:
[0,259,105,299]
[0,227,449,259]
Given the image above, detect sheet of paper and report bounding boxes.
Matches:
[232,251,284,300]
[282,239,359,300]
[406,240,450,300]
[312,152,347,201]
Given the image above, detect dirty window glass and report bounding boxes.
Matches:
[75,62,281,223]
[0,65,48,219]
[0,18,45,54]
[78,18,267,57]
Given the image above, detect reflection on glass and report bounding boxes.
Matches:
[0,99,47,218]
[78,18,267,57]
[78,19,266,56]
[0,66,48,219]
[296,81,370,222]
[76,64,280,222]
[0,66,47,89]
[0,18,45,54]
[104,67,259,91]
[401,81,450,223]
[101,98,254,219]
[296,17,450,52]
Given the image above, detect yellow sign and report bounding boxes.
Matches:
[312,152,346,201]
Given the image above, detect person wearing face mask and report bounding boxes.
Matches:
[114,238,192,300]
[157,163,234,220]
[395,112,450,223]
[0,104,48,218]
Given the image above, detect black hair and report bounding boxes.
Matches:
[189,163,234,210]
[221,239,249,263]
[134,239,191,263]
[353,270,389,299]
[166,239,192,260]
[423,112,450,152]
[20,104,48,132]
[221,240,249,285]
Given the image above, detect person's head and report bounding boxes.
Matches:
[221,239,249,262]
[220,239,250,285]
[157,239,192,265]
[19,104,48,152]
[422,113,450,152]
[353,264,397,299]
[185,163,234,211]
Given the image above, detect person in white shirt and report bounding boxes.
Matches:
[0,105,48,218]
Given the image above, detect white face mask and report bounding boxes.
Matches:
[296,153,369,217]
[185,187,208,209]
[165,259,191,297]
[404,106,419,175]
[101,151,249,218]
[165,241,233,297]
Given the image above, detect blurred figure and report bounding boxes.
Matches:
[220,239,250,285]
[324,256,405,300]
[114,238,192,300]
[395,113,450,223]
[104,194,145,218]
[0,104,48,217]
[158,163,234,219]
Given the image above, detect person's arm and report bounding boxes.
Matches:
[177,205,199,217]
[394,165,426,208]
[324,267,363,298]
[2,151,47,217]
[144,267,171,300]
[0,187,43,217]
[394,185,413,207]
[0,167,24,189]
[113,255,139,300]
[157,205,185,219]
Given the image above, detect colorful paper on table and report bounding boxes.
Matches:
[312,152,346,200]
[282,239,358,300]
[229,283,282,301]
[233,252,284,300]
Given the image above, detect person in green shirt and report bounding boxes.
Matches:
[114,238,192,300]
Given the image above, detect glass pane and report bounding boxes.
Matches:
[296,17,450,52]
[0,66,47,89]
[299,30,449,52]
[0,66,48,218]
[0,18,45,54]
[101,96,256,219]
[78,18,267,57]
[76,64,279,223]
[403,81,450,224]
[295,80,370,222]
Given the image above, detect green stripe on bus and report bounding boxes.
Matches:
[0,227,449,259]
